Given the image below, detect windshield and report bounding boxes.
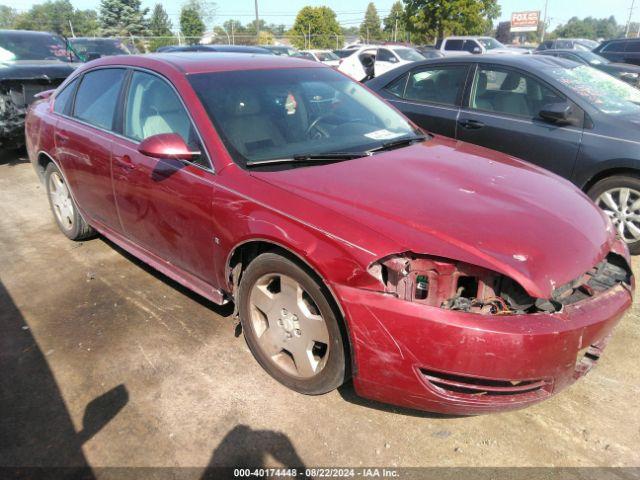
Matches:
[577,50,609,65]
[394,48,425,61]
[0,32,75,62]
[552,65,640,115]
[478,38,505,50]
[316,51,339,61]
[69,38,135,56]
[576,39,599,50]
[189,68,420,167]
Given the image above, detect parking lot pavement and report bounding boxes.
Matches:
[1,153,640,470]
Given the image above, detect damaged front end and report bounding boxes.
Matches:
[368,251,632,315]
[1,79,64,147]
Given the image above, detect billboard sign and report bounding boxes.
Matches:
[510,11,540,32]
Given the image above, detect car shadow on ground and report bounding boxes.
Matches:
[99,237,235,318]
[337,381,465,419]
[0,147,28,166]
[200,425,306,479]
[0,280,128,474]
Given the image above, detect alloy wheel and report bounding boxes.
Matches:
[49,171,74,231]
[249,273,330,378]
[597,187,640,243]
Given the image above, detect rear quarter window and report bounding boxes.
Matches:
[73,68,126,131]
[53,78,78,115]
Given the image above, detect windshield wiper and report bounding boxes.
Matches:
[246,152,370,167]
[367,135,427,153]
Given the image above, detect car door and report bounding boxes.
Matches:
[456,64,583,178]
[54,68,127,231]
[375,48,399,77]
[380,64,470,138]
[622,40,640,66]
[338,50,367,81]
[598,41,627,63]
[110,69,218,288]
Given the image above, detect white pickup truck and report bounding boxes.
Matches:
[436,36,529,56]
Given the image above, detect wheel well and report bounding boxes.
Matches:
[228,240,354,374]
[36,152,54,180]
[582,168,640,193]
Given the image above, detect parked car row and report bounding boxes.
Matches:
[367,54,640,253]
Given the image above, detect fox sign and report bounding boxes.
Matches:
[510,11,540,32]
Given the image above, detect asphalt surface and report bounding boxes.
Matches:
[1,152,639,471]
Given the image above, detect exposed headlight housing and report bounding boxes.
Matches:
[368,252,631,316]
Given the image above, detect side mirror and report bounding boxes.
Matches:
[472,47,482,54]
[138,133,200,160]
[389,56,399,63]
[539,102,573,125]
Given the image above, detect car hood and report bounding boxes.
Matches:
[0,60,79,81]
[605,62,640,73]
[250,137,614,299]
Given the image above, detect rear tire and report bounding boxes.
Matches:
[44,162,95,241]
[587,174,640,255]
[238,252,348,395]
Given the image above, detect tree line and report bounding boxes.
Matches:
[0,0,635,51]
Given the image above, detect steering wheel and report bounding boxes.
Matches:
[305,113,340,138]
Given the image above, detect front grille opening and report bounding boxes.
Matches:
[419,368,548,398]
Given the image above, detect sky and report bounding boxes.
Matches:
[10,0,639,31]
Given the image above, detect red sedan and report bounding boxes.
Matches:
[25,53,633,415]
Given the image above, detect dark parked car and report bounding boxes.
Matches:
[415,46,445,59]
[333,49,354,59]
[24,54,632,415]
[1,30,79,148]
[593,38,640,66]
[536,49,640,87]
[155,44,273,54]
[261,45,297,56]
[69,37,139,59]
[536,38,600,51]
[367,54,640,253]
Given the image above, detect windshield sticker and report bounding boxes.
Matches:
[285,93,297,115]
[364,129,405,140]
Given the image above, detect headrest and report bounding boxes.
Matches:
[435,72,451,89]
[500,73,522,91]
[477,72,488,95]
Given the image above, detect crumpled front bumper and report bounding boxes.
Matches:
[333,279,632,415]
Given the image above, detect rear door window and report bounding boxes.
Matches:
[603,41,625,53]
[403,65,468,106]
[73,68,126,130]
[444,40,464,51]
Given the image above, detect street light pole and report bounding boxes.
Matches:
[626,0,636,37]
[255,0,260,43]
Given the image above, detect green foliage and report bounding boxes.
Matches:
[149,4,172,36]
[403,0,501,42]
[289,6,342,49]
[552,16,620,40]
[99,0,148,36]
[383,1,407,42]
[8,0,99,36]
[360,2,382,42]
[180,4,205,43]
[0,6,18,29]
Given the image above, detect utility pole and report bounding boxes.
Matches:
[540,0,549,42]
[231,22,235,44]
[394,15,398,42]
[254,0,260,43]
[626,0,636,37]
[308,23,311,49]
[68,20,76,38]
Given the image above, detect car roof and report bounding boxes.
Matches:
[0,29,61,38]
[86,52,325,74]
[410,53,573,69]
[536,49,584,54]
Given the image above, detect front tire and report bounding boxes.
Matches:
[588,174,640,255]
[44,162,94,241]
[238,252,348,395]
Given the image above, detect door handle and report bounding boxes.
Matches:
[55,133,69,144]
[458,119,485,130]
[116,154,136,171]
